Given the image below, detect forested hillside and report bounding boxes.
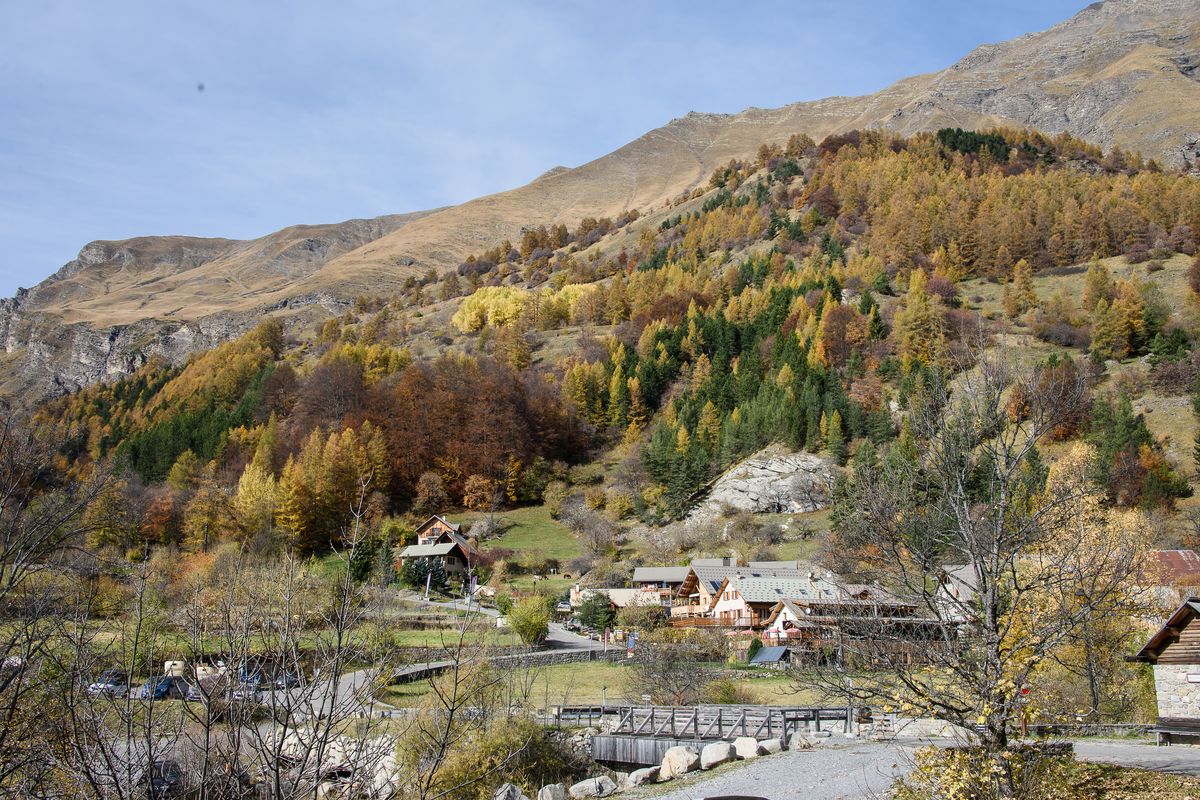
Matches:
[35,127,1200,566]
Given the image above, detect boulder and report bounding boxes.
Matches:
[733,737,764,759]
[495,784,530,800]
[624,767,659,787]
[760,737,783,754]
[700,741,736,769]
[568,777,617,799]
[538,785,568,800]
[659,745,701,779]
[788,731,817,750]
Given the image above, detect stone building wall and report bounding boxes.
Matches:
[1153,664,1200,718]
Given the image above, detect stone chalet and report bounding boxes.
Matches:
[397,514,476,576]
[1132,597,1200,744]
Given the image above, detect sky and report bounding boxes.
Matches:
[0,0,1088,297]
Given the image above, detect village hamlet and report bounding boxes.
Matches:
[9,1,1200,798]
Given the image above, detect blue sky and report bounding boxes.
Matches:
[0,1,1087,297]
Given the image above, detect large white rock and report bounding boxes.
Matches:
[495,784,530,800]
[624,767,659,787]
[568,777,617,799]
[659,746,701,779]
[537,784,567,800]
[700,741,736,769]
[788,731,817,750]
[734,737,764,759]
[760,737,783,754]
[689,446,837,520]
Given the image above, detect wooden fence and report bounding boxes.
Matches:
[610,704,866,740]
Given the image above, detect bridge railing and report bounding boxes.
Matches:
[598,704,868,740]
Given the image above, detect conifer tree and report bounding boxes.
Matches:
[825,409,846,464]
[1011,258,1038,313]
[893,270,944,366]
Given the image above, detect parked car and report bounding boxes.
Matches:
[273,670,302,689]
[134,758,184,798]
[185,674,228,703]
[88,669,129,697]
[139,675,189,701]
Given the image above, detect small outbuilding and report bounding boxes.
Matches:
[748,645,792,668]
[1131,597,1200,744]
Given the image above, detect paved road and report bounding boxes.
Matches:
[408,596,605,650]
[641,737,1200,799]
[647,740,911,800]
[1073,738,1200,776]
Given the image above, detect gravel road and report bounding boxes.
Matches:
[639,737,1200,799]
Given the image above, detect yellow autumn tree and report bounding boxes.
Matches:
[892,269,944,366]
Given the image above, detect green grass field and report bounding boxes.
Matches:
[377,660,827,708]
[465,505,583,562]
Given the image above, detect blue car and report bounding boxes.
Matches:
[139,675,189,701]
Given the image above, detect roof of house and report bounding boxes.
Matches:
[606,589,663,608]
[1148,550,1200,586]
[416,514,461,533]
[688,565,808,594]
[749,645,791,664]
[399,542,463,558]
[632,567,692,584]
[722,576,840,604]
[1132,597,1200,663]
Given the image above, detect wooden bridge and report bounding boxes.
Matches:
[583,704,871,766]
[611,704,866,740]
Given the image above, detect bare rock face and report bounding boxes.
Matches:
[690,446,837,520]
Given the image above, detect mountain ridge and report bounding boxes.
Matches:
[3,0,1199,399]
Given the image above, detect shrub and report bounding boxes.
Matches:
[508,596,551,645]
[893,745,1072,800]
[703,677,756,705]
[542,481,570,517]
[604,488,634,520]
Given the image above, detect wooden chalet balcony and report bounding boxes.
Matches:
[669,615,756,629]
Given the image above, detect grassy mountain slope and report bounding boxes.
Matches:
[4,0,1200,405]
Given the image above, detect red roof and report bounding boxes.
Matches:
[1148,550,1200,586]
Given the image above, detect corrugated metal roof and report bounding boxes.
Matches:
[632,567,691,583]
[750,646,790,664]
[399,543,460,558]
[1149,550,1200,585]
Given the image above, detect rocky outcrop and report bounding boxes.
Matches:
[0,292,343,400]
[689,446,837,520]
[536,785,567,800]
